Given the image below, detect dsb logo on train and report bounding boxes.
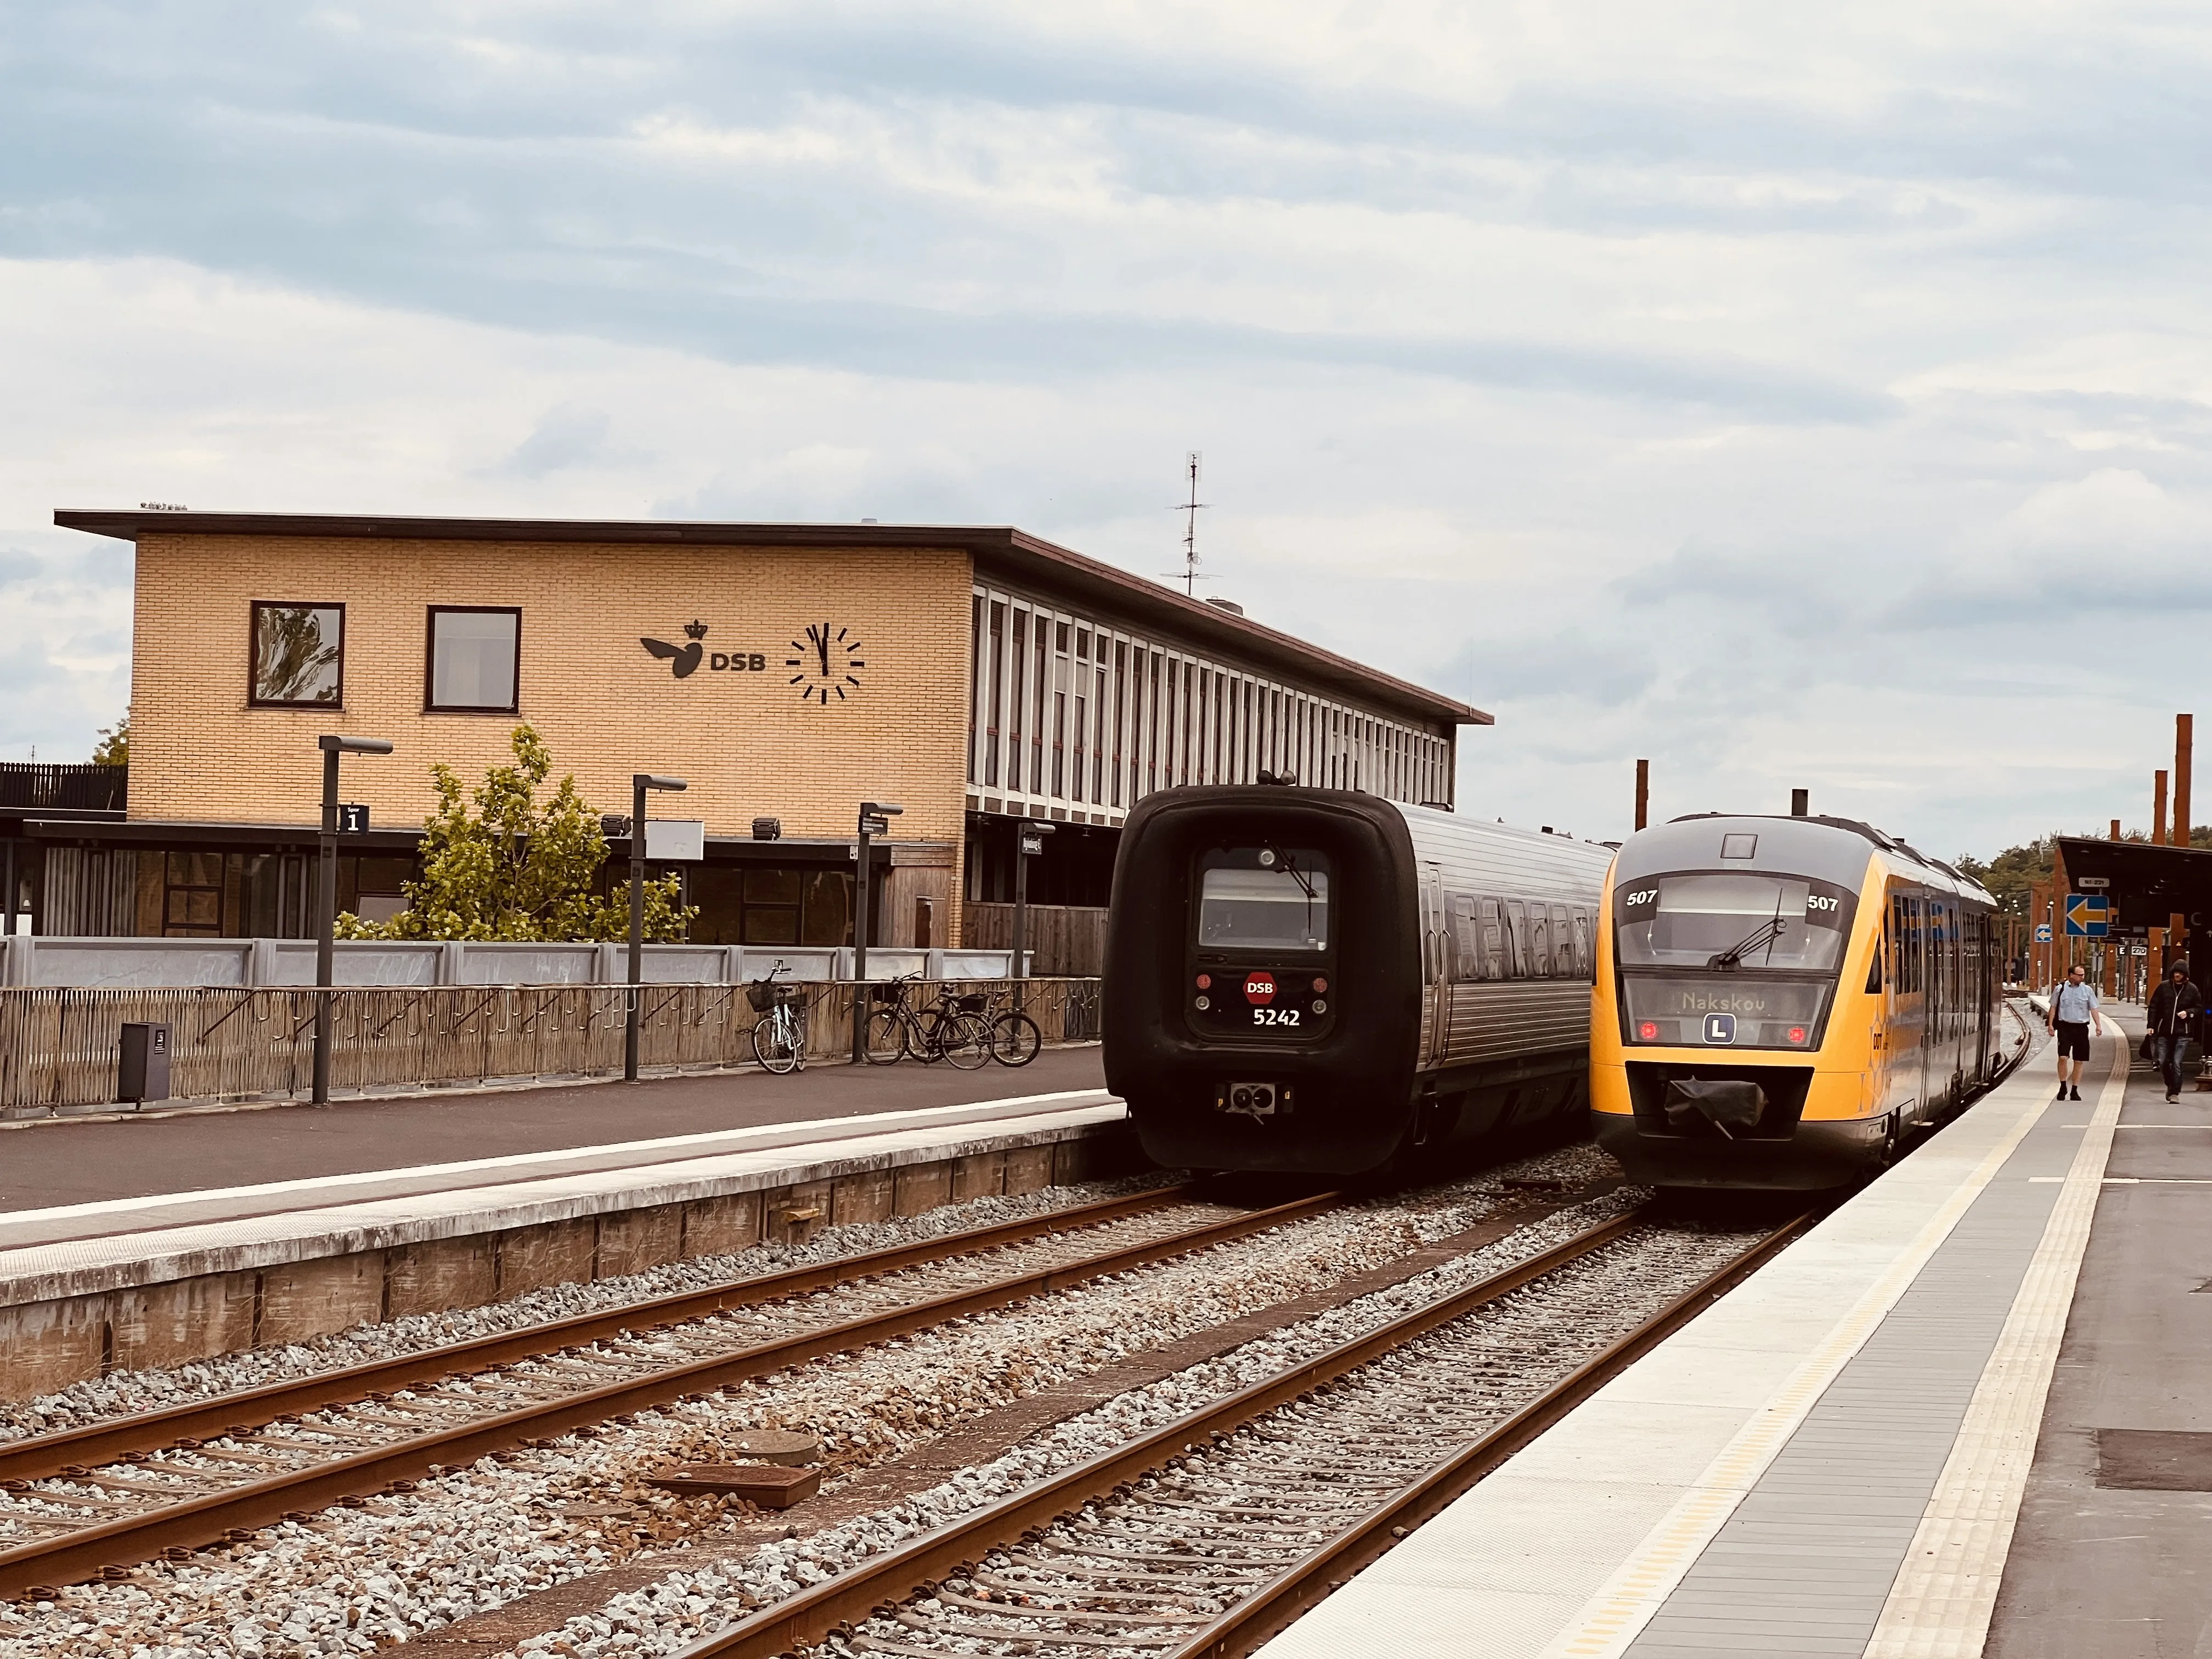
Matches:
[1190,968,1331,1035]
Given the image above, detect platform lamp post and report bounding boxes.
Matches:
[851,801,904,1060]
[623,773,689,1083]
[313,733,394,1107]
[1012,820,1054,1007]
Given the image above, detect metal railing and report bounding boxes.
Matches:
[0,763,126,813]
[0,978,1103,1115]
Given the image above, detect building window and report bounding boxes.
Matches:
[426,607,521,713]
[250,602,345,707]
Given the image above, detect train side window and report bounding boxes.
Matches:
[1570,906,1593,979]
[1523,902,1551,978]
[1503,899,1528,978]
[1449,895,1480,983]
[1478,898,1506,980]
[1866,943,1883,994]
[1551,904,1576,976]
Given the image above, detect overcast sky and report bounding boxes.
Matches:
[4,1,2208,857]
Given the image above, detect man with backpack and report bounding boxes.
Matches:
[2146,960,2205,1104]
[2048,964,2105,1102]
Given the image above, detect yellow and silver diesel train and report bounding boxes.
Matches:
[1592,813,2009,1190]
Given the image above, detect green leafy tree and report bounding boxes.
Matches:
[90,713,128,768]
[338,724,694,942]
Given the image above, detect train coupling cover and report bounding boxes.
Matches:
[1217,1081,1295,1119]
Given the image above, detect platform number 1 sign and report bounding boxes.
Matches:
[336,803,370,834]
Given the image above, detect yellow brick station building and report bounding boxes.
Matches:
[30,510,1486,950]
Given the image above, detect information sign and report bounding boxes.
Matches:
[336,803,370,835]
[2064,894,2109,937]
[643,819,706,862]
[2034,922,2053,943]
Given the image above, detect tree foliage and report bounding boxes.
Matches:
[337,724,694,943]
[90,713,128,768]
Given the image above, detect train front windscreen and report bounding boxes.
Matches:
[1187,846,1335,1038]
[1613,871,1858,1051]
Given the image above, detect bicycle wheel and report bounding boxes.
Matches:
[990,1011,1042,1067]
[752,1010,802,1075]
[864,1008,909,1065]
[912,1008,959,1064]
[936,1012,992,1070]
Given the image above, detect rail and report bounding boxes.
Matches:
[0,978,1102,1115]
[669,1207,1813,1659]
[0,1184,1344,1598]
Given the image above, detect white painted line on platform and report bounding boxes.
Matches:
[1532,1056,2081,1659]
[0,1098,1132,1304]
[0,1088,1116,1231]
[1860,1031,2127,1658]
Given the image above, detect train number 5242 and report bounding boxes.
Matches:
[1252,1007,1302,1027]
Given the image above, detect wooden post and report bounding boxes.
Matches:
[2178,714,2194,850]
[1634,759,1649,832]
[2154,769,2170,845]
[2104,819,2121,996]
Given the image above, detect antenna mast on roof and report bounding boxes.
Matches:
[1163,452,1208,596]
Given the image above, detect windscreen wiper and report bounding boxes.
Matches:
[1271,849,1317,901]
[1708,916,1787,971]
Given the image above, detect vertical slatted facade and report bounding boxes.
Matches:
[964,584,1458,826]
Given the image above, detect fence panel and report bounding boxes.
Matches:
[959,904,1109,977]
[0,979,1102,1115]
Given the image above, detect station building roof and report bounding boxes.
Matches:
[2053,836,2212,933]
[56,509,1491,732]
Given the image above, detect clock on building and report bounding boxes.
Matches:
[787,623,866,705]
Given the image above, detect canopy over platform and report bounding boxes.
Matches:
[2052,836,2212,976]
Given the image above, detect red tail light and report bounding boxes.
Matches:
[1787,1025,1807,1044]
[1638,1021,1658,1040]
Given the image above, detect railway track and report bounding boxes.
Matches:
[0,1181,1351,1599]
[661,1207,1809,1659]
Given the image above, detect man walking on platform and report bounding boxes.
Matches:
[2146,961,2204,1104]
[2049,964,2106,1102]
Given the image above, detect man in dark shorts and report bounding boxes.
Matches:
[2047,964,2103,1102]
[2146,962,2205,1104]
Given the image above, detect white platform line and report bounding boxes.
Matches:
[0,1088,1114,1229]
[1537,1053,2077,1659]
[1860,1035,2128,1657]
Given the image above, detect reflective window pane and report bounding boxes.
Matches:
[429,608,519,711]
[252,603,343,705]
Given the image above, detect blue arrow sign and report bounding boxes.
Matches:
[2065,894,2109,938]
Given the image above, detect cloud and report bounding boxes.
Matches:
[7,3,2212,848]
[483,405,620,478]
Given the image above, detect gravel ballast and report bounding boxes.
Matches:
[0,1143,1631,1657]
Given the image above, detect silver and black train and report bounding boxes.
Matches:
[1103,784,1614,1176]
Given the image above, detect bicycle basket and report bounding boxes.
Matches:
[952,993,987,1014]
[870,982,904,1006]
[745,980,792,1013]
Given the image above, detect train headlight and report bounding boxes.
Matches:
[1194,995,1210,1011]
[1312,998,1327,1014]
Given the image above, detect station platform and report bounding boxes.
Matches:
[0,1043,1104,1215]
[1262,1008,2208,1659]
[0,1050,1136,1401]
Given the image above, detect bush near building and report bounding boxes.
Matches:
[338,724,694,943]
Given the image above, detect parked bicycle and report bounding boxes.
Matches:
[973,985,1042,1066]
[864,974,990,1069]
[746,967,807,1075]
